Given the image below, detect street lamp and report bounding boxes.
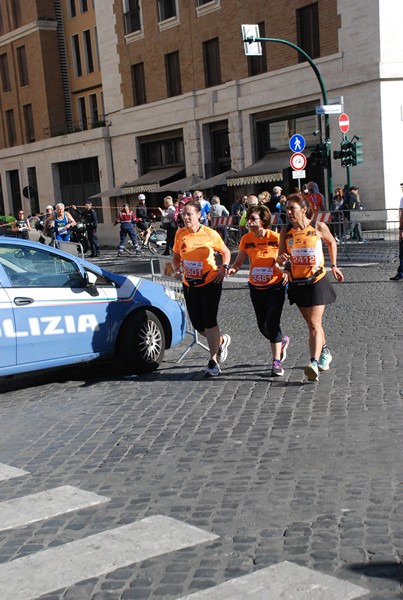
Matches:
[242,25,333,204]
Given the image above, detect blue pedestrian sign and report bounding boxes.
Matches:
[289,134,306,153]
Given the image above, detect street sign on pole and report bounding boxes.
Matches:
[315,104,342,115]
[241,24,262,56]
[290,152,307,171]
[339,113,350,133]
[289,134,305,153]
[292,170,306,179]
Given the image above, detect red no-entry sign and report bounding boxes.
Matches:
[339,113,350,133]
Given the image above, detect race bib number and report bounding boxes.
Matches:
[251,267,273,284]
[290,247,316,265]
[184,260,203,279]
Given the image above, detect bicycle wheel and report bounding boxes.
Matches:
[124,239,136,254]
[147,229,167,255]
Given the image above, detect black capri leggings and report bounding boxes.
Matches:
[183,281,222,333]
[249,283,285,344]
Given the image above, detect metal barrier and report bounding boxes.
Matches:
[150,256,209,362]
[51,239,84,258]
[209,210,399,258]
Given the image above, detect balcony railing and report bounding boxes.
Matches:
[44,116,108,138]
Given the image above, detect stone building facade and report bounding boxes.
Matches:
[0,0,401,245]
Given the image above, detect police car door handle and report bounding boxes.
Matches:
[14,297,34,306]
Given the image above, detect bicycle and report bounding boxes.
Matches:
[125,222,167,255]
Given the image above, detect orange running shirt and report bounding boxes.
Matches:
[285,221,325,281]
[239,229,283,287]
[173,225,225,287]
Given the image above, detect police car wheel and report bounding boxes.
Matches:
[118,309,166,374]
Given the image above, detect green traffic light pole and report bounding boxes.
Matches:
[244,36,333,205]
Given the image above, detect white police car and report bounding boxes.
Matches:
[0,238,186,377]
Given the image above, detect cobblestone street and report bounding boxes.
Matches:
[0,248,401,599]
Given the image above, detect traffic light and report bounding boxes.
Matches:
[351,140,363,166]
[339,140,353,167]
[310,143,328,167]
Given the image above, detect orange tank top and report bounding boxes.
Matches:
[285,221,325,281]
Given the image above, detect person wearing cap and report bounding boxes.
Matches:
[39,205,55,241]
[114,202,142,257]
[83,201,100,257]
[136,193,152,246]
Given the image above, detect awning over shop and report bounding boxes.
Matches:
[157,174,204,193]
[90,185,126,199]
[189,169,237,190]
[121,166,185,194]
[226,152,289,187]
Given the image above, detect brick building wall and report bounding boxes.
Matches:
[116,0,340,108]
[0,0,65,147]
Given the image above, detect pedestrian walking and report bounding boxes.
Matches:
[228,204,290,377]
[278,194,344,382]
[210,195,229,244]
[136,194,152,246]
[171,199,231,378]
[83,201,100,257]
[158,195,176,255]
[114,202,142,257]
[390,183,403,280]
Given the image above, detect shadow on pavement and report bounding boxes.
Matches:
[347,561,403,583]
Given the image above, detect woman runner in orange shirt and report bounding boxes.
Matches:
[228,201,290,377]
[278,194,344,382]
[172,199,231,378]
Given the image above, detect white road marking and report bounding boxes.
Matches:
[0,462,29,481]
[177,561,370,599]
[0,486,109,532]
[0,515,218,600]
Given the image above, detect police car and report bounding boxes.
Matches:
[0,238,186,377]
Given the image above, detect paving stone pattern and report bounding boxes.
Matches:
[0,249,401,599]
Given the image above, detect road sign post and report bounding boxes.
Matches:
[242,27,333,205]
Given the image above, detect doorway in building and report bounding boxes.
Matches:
[58,157,102,221]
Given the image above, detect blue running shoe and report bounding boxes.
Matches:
[318,349,332,371]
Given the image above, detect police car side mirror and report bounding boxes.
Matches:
[86,270,99,296]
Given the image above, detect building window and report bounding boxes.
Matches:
[0,6,4,35]
[248,21,267,77]
[89,93,99,125]
[142,137,184,170]
[165,51,181,97]
[297,2,320,61]
[158,0,177,21]
[23,104,35,143]
[83,30,94,73]
[123,0,141,35]
[68,0,77,18]
[80,0,88,12]
[131,62,146,106]
[11,0,22,29]
[17,46,29,86]
[197,0,214,5]
[0,54,11,92]
[203,38,221,87]
[6,110,16,146]
[72,34,82,76]
[78,97,87,130]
